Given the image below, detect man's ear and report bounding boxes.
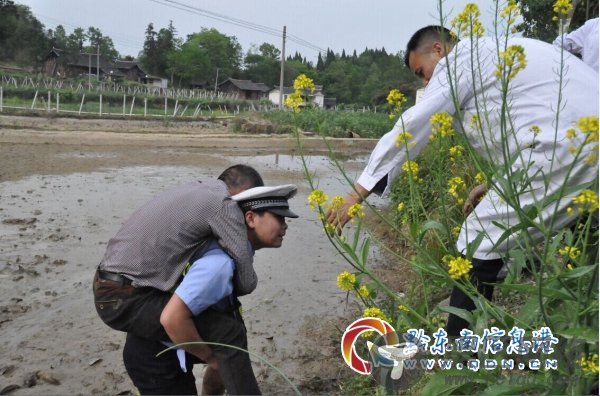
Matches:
[244,211,256,228]
[432,41,445,56]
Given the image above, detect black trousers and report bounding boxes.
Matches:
[446,258,504,337]
[92,271,261,395]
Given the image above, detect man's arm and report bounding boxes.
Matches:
[161,244,236,370]
[208,199,257,296]
[160,294,219,370]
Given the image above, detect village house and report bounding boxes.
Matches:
[41,48,147,83]
[217,78,270,100]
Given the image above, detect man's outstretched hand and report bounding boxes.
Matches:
[326,184,370,232]
[463,183,488,215]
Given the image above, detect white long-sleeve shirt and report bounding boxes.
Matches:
[553,18,599,72]
[358,37,598,259]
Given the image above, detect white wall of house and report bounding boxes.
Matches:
[149,77,168,89]
[268,88,325,108]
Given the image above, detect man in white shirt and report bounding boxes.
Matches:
[329,26,598,336]
[123,185,299,395]
[553,17,599,72]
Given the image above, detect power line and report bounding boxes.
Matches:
[149,0,327,54]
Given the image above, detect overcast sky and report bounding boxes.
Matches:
[16,0,497,62]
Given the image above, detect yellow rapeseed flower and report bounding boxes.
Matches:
[452,225,461,237]
[328,195,345,212]
[307,189,328,210]
[430,112,455,141]
[324,222,335,235]
[398,304,410,313]
[395,131,413,148]
[387,89,407,107]
[571,189,599,214]
[495,45,527,80]
[357,285,370,299]
[475,172,487,184]
[449,145,465,160]
[447,256,473,279]
[293,74,315,93]
[347,203,365,219]
[553,0,573,20]
[558,245,581,260]
[284,91,303,112]
[580,354,599,374]
[448,176,467,204]
[402,160,420,179]
[363,306,390,321]
[566,127,577,140]
[397,202,405,212]
[500,0,521,25]
[566,263,573,270]
[577,115,599,143]
[451,3,485,37]
[387,89,407,119]
[336,271,356,291]
[529,125,541,135]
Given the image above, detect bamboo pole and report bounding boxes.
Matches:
[79,94,85,114]
[129,96,135,116]
[31,91,38,109]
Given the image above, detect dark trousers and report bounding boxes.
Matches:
[92,271,261,395]
[446,258,504,336]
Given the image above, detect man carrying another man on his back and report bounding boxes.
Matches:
[93,163,298,394]
[122,184,299,394]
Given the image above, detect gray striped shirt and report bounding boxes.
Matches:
[99,179,257,294]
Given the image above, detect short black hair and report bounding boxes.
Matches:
[404,25,456,68]
[218,164,264,190]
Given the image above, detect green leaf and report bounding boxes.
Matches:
[515,295,541,324]
[481,380,547,396]
[522,204,539,220]
[558,265,597,279]
[438,305,474,326]
[465,232,485,258]
[419,220,447,243]
[360,237,371,268]
[494,283,575,301]
[555,327,599,343]
[420,369,488,396]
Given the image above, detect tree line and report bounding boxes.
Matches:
[1,0,597,106]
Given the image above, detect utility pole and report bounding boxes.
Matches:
[88,53,91,88]
[96,44,100,81]
[278,26,286,109]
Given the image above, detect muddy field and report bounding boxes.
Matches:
[0,115,388,394]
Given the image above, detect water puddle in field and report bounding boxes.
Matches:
[0,149,382,394]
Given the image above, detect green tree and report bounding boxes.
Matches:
[242,43,280,86]
[0,1,51,66]
[85,27,119,62]
[516,0,599,42]
[167,28,242,87]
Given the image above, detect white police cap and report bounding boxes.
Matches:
[232,184,299,218]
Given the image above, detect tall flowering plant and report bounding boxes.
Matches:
[293,1,598,394]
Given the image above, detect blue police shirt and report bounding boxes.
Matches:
[174,240,235,316]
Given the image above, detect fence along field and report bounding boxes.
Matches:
[0,73,279,118]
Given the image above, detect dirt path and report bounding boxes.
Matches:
[0,115,379,394]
